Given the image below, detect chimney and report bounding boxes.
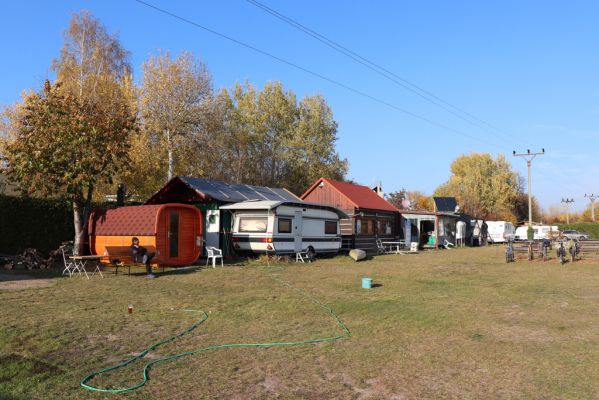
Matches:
[372,181,384,198]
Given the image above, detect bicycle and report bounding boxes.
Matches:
[569,239,579,263]
[556,239,567,265]
[505,240,514,263]
[540,239,550,261]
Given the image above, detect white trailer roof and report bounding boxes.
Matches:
[220,200,348,218]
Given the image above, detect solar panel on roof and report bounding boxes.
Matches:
[179,176,298,203]
[433,197,458,212]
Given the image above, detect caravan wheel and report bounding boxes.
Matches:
[307,246,316,259]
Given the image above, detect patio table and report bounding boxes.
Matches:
[69,255,104,279]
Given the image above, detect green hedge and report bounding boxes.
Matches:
[557,222,599,239]
[0,195,74,255]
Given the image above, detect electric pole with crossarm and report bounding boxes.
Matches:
[584,194,596,222]
[513,149,545,239]
[561,198,574,225]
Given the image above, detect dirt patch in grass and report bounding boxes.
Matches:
[0,273,55,290]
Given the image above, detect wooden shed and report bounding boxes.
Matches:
[301,178,401,254]
[89,203,203,266]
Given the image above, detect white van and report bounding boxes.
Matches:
[221,200,347,257]
[514,225,559,241]
[486,221,516,243]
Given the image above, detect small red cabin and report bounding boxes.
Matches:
[89,204,203,266]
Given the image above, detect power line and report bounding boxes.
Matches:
[246,0,530,147]
[133,0,510,150]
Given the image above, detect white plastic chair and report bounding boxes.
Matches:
[443,239,455,249]
[206,246,223,268]
[61,247,76,277]
[376,239,387,254]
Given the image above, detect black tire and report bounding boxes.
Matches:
[306,246,316,259]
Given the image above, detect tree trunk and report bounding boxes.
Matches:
[166,128,174,181]
[73,200,85,256]
[72,184,94,256]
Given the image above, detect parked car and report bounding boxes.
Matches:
[561,230,590,241]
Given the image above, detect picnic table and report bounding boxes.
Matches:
[68,255,104,279]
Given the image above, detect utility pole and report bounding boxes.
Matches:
[561,198,574,225]
[585,194,597,222]
[513,149,545,239]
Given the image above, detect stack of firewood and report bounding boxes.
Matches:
[1,248,55,270]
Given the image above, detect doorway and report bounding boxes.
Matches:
[169,211,179,258]
[294,210,302,253]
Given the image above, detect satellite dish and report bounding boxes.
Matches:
[401,199,411,209]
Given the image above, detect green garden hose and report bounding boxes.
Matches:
[80,269,350,393]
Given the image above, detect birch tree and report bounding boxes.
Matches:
[140,51,212,182]
[25,11,136,255]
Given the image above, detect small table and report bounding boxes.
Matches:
[69,255,104,279]
[381,241,405,254]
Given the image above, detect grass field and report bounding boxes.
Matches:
[2,246,599,399]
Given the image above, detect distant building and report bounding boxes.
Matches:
[401,197,460,248]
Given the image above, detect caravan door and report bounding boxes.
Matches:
[205,209,220,250]
[294,210,302,253]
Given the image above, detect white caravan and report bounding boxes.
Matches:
[514,225,560,241]
[486,221,516,243]
[221,200,347,257]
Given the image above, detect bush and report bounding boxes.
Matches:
[557,222,599,239]
[0,195,74,255]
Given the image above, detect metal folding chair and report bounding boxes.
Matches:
[61,247,76,277]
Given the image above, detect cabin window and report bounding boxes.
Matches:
[325,220,337,234]
[278,218,292,233]
[359,219,375,235]
[239,217,267,233]
[378,219,393,235]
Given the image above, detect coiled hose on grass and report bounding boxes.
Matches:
[80,269,350,393]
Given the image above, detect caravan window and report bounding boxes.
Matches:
[278,218,292,233]
[239,217,267,233]
[325,220,337,234]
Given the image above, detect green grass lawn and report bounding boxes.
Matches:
[2,247,599,399]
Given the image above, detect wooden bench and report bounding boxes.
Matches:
[105,246,165,275]
[578,240,599,260]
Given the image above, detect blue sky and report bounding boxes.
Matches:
[2,1,598,212]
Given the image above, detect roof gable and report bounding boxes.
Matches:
[302,178,399,213]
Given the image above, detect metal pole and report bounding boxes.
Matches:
[513,149,544,240]
[527,160,532,230]
[585,194,596,222]
[561,198,574,225]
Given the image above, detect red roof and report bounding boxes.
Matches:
[89,205,163,236]
[302,178,399,213]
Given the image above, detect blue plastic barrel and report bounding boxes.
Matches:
[362,277,372,289]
